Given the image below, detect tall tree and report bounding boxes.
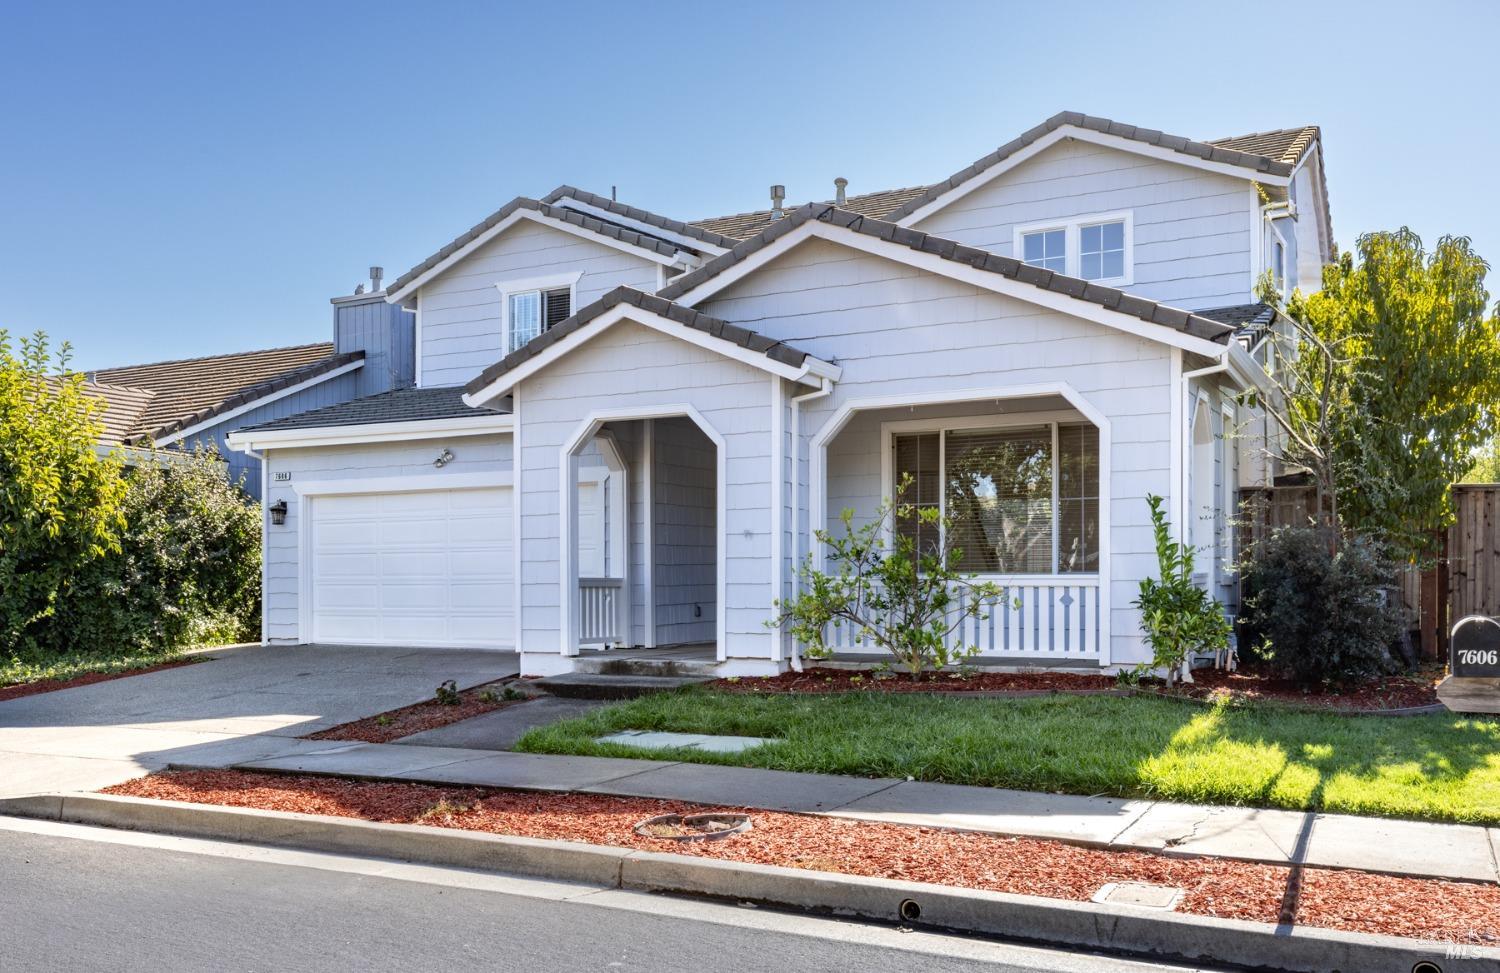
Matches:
[0,331,126,656]
[1286,229,1500,561]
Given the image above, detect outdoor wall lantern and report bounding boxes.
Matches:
[269,500,288,526]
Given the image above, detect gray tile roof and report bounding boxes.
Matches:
[240,385,503,434]
[691,185,932,241]
[385,197,701,299]
[880,111,1299,224]
[465,287,815,397]
[542,186,740,250]
[1207,126,1319,165]
[658,205,1236,346]
[1196,303,1278,330]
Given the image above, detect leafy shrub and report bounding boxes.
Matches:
[1237,526,1400,685]
[45,446,261,656]
[1133,494,1232,688]
[774,476,1002,681]
[0,331,126,655]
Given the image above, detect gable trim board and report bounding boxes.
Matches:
[150,357,366,447]
[659,207,1234,357]
[883,112,1293,229]
[463,289,840,407]
[385,200,700,305]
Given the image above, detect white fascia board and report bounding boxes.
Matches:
[386,209,684,305]
[552,196,728,258]
[153,358,365,447]
[463,304,839,407]
[670,220,1230,358]
[226,413,514,452]
[1226,341,1273,395]
[896,127,1291,227]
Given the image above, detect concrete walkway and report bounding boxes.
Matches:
[224,742,1500,885]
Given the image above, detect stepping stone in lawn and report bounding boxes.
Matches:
[596,730,770,754]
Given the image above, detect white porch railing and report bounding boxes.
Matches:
[578,577,624,646]
[823,575,1102,660]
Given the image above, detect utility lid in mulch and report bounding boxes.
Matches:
[634,813,752,842]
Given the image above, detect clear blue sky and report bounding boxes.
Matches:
[3,0,1496,371]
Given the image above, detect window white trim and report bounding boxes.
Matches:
[498,271,583,354]
[880,411,1099,577]
[1012,210,1135,287]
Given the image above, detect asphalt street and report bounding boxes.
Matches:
[0,822,1232,973]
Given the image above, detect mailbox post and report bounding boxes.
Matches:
[1436,615,1500,713]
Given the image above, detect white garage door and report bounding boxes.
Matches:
[309,487,512,648]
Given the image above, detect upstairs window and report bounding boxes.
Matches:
[1021,229,1067,274]
[500,275,580,353]
[1079,221,1126,282]
[1014,212,1133,286]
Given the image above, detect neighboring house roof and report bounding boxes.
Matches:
[1196,303,1278,330]
[88,342,363,445]
[691,185,931,241]
[541,186,740,250]
[384,198,705,302]
[239,385,499,433]
[464,287,820,399]
[78,381,157,443]
[659,204,1236,346]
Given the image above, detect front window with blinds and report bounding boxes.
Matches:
[507,286,572,353]
[892,421,1099,575]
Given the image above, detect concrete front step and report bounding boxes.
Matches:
[571,655,719,679]
[533,672,714,700]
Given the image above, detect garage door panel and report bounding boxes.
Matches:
[310,486,513,648]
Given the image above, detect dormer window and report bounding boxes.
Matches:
[1016,212,1134,286]
[498,272,582,353]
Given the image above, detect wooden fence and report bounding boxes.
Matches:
[1238,483,1500,658]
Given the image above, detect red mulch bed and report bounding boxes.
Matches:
[713,667,1118,695]
[306,682,523,743]
[105,769,1500,946]
[1167,668,1442,712]
[0,658,197,703]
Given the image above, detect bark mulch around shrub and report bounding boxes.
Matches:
[0,658,197,703]
[712,667,1118,695]
[105,769,1500,946]
[1167,667,1441,712]
[305,682,523,743]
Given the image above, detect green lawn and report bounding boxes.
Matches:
[515,690,1500,826]
[0,647,191,689]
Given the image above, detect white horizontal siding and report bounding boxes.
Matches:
[261,436,513,643]
[702,238,1176,665]
[417,220,658,388]
[911,139,1257,310]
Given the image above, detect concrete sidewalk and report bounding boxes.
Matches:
[225,742,1500,885]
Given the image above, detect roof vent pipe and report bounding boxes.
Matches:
[770,184,785,220]
[834,177,848,206]
[369,266,384,293]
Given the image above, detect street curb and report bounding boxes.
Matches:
[3,792,1495,972]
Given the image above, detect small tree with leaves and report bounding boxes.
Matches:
[0,331,126,657]
[774,476,1003,680]
[1133,495,1232,688]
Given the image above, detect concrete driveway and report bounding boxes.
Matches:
[0,643,518,798]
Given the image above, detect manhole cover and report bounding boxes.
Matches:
[1091,882,1183,910]
[634,813,752,842]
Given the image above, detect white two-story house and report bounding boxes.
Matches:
[228,111,1333,677]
